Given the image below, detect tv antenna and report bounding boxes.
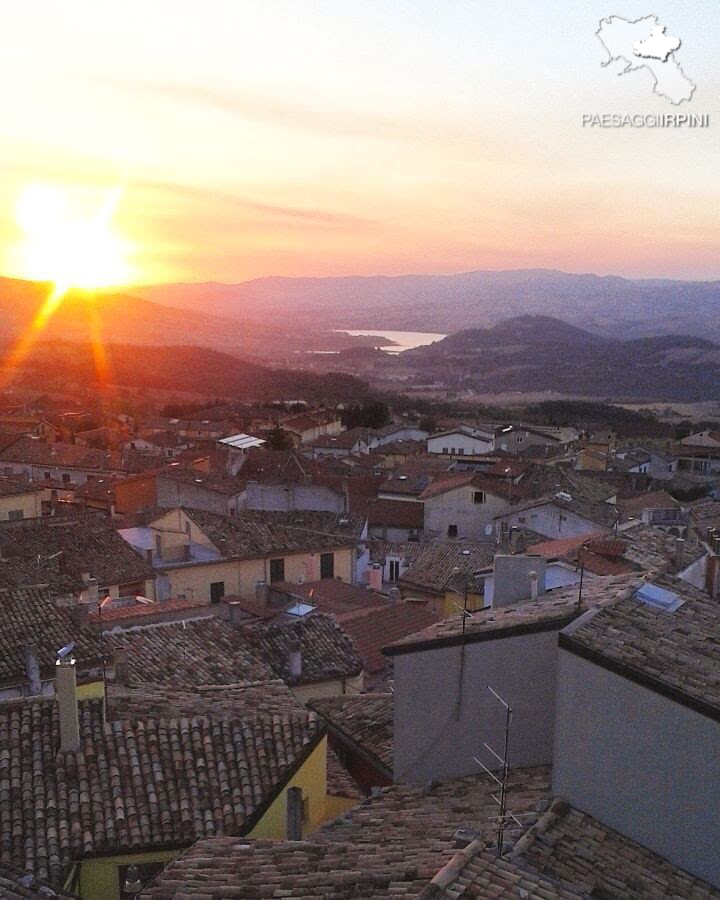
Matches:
[473,685,525,857]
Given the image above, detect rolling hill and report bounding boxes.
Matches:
[404,316,720,401]
[136,268,720,343]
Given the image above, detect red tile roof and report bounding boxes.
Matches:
[340,602,440,675]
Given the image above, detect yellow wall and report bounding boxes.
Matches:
[248,736,328,839]
[72,737,328,899]
[75,848,179,900]
[440,589,485,618]
[324,792,359,821]
[0,490,42,520]
[164,549,354,604]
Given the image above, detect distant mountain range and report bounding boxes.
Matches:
[404,315,720,401]
[0,276,334,360]
[136,268,720,342]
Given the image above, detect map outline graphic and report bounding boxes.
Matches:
[596,14,695,106]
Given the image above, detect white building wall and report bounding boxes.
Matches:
[424,485,510,541]
[554,647,720,888]
[427,432,493,456]
[497,504,601,540]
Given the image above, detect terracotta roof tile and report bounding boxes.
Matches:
[0,514,154,593]
[309,694,393,772]
[515,798,720,899]
[245,614,363,685]
[0,696,322,885]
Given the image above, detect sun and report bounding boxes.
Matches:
[14,183,133,291]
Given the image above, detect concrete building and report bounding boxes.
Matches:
[553,575,720,888]
[385,575,635,784]
[421,473,513,541]
[427,426,494,457]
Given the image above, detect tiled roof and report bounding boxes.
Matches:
[0,587,99,689]
[420,844,581,898]
[326,747,362,800]
[269,580,388,618]
[559,574,720,718]
[622,523,705,575]
[245,613,363,685]
[385,575,641,655]
[87,596,212,625]
[0,514,155,593]
[0,476,44,498]
[419,472,510,501]
[340,602,440,675]
[0,696,322,885]
[0,437,123,471]
[102,618,276,688]
[106,678,304,723]
[618,489,680,519]
[311,427,372,450]
[398,541,496,595]
[184,508,363,559]
[0,863,78,899]
[141,767,553,899]
[366,498,425,529]
[157,466,245,496]
[309,693,393,772]
[514,798,720,899]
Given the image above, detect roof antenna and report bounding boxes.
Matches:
[474,685,525,857]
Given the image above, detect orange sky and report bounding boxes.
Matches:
[0,1,718,285]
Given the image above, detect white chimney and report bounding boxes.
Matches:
[287,641,302,679]
[56,657,80,753]
[529,571,539,602]
[675,537,685,570]
[25,645,42,695]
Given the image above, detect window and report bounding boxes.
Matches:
[389,559,400,582]
[269,557,285,583]
[447,524,458,538]
[210,581,225,604]
[442,447,449,454]
[458,448,465,455]
[473,491,486,505]
[62,473,71,484]
[320,552,334,579]
[7,509,24,521]
[44,471,51,481]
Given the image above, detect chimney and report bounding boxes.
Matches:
[287,639,302,679]
[113,649,129,685]
[81,575,99,606]
[56,657,80,753]
[72,603,90,628]
[509,526,520,552]
[674,537,685,571]
[25,645,42,695]
[368,563,383,591]
[286,786,303,840]
[529,570,539,601]
[388,586,401,604]
[255,580,268,605]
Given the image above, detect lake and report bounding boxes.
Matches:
[336,329,447,353]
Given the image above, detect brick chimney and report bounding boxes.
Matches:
[56,657,80,753]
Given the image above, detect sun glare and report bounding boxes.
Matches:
[14,183,132,291]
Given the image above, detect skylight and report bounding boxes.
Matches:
[286,602,315,617]
[634,582,685,613]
